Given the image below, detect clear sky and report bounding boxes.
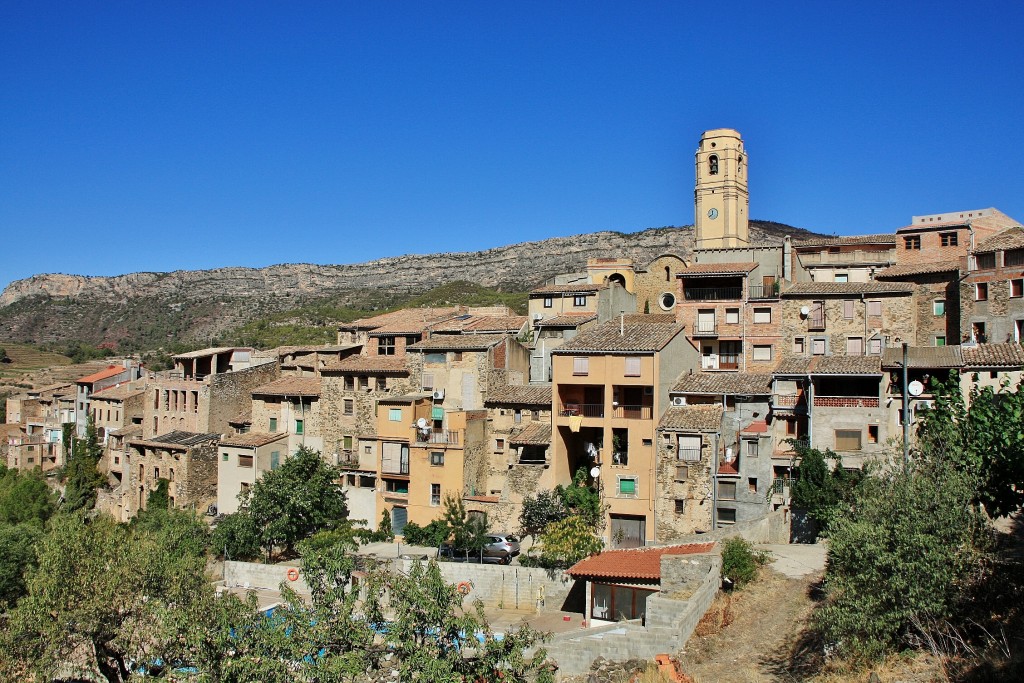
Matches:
[2,1,1022,290]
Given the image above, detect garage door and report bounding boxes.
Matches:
[392,506,408,536]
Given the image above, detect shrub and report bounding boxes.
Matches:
[400,519,449,547]
[721,537,770,589]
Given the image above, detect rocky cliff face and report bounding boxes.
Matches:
[0,221,814,348]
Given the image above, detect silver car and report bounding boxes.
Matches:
[484,534,521,563]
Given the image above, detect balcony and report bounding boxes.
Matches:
[611,404,653,420]
[807,314,826,331]
[559,403,605,418]
[692,320,718,337]
[701,353,739,371]
[771,393,806,411]
[813,396,879,408]
[683,287,742,301]
[414,429,461,445]
[748,284,780,300]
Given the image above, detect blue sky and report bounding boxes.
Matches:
[2,1,1022,289]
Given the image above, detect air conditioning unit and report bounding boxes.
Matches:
[915,399,934,412]
[432,389,445,401]
[533,313,543,321]
[671,396,686,407]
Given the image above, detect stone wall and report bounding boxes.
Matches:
[208,361,280,436]
[223,560,309,594]
[395,559,576,611]
[654,431,715,540]
[780,294,916,356]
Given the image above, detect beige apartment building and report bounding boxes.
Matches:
[249,376,323,456]
[216,431,290,515]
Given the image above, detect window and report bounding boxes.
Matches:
[793,337,805,354]
[843,300,855,319]
[718,481,736,500]
[659,292,676,310]
[573,357,589,375]
[675,465,689,481]
[674,499,686,514]
[976,253,996,269]
[752,345,772,362]
[1012,279,1024,298]
[222,452,229,462]
[388,408,403,422]
[867,300,882,317]
[364,445,373,454]
[935,336,946,346]
[430,451,444,466]
[295,419,303,435]
[753,307,772,324]
[846,337,864,355]
[424,352,446,364]
[940,232,958,247]
[708,154,719,175]
[785,419,798,436]
[726,308,740,324]
[494,438,505,452]
[430,483,441,506]
[745,440,759,458]
[574,295,587,307]
[543,296,553,308]
[835,429,862,451]
[973,322,987,342]
[271,451,280,470]
[868,337,882,354]
[343,435,353,450]
[451,351,463,362]
[811,338,826,356]
[344,376,355,390]
[624,357,641,377]
[379,336,396,355]
[514,409,522,424]
[1017,320,1024,343]
[238,455,254,468]
[748,477,758,493]
[269,417,278,433]
[834,273,849,283]
[868,425,879,444]
[717,508,737,525]
[904,235,921,250]
[678,435,701,461]
[618,477,638,497]
[976,283,988,301]
[421,373,434,391]
[933,299,945,316]
[343,399,354,416]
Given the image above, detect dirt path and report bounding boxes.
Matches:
[677,568,820,683]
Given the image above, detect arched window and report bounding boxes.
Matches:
[708,155,719,175]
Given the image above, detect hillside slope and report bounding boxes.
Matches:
[0,221,816,350]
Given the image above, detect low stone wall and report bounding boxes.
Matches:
[224,560,309,594]
[672,507,790,546]
[396,558,575,611]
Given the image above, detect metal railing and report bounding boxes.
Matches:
[559,403,605,418]
[770,478,794,496]
[414,429,461,445]
[683,287,742,301]
[692,320,718,336]
[611,405,653,420]
[748,284,780,299]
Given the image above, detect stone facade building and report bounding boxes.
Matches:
[655,404,722,539]
[961,226,1024,344]
[249,376,323,456]
[123,431,221,517]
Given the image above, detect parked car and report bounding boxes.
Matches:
[485,533,521,559]
[438,534,520,565]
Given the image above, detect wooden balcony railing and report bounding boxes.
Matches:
[611,405,653,420]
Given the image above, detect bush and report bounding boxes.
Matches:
[211,513,261,561]
[400,519,449,547]
[721,537,770,589]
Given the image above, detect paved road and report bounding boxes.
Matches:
[756,542,827,578]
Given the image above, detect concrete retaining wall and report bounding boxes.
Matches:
[396,559,575,611]
[224,560,309,594]
[671,507,790,546]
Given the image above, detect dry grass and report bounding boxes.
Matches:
[693,592,734,637]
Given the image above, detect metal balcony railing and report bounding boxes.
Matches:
[807,314,826,331]
[683,287,742,301]
[748,284,780,300]
[611,405,653,420]
[692,321,718,336]
[559,403,605,418]
[414,429,461,445]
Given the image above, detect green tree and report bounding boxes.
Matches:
[211,511,262,561]
[519,467,605,540]
[817,459,993,662]
[240,446,348,560]
[144,477,170,512]
[789,440,862,535]
[525,515,603,569]
[441,494,488,560]
[62,417,105,512]
[0,522,44,609]
[0,466,56,525]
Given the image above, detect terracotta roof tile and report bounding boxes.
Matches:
[530,283,604,295]
[340,307,460,332]
[485,384,552,406]
[961,343,1024,368]
[229,408,252,425]
[435,315,529,333]
[408,334,509,351]
[554,320,684,354]
[671,372,772,395]
[252,376,321,397]
[321,356,410,374]
[533,313,598,327]
[782,281,915,296]
[567,542,716,580]
[658,405,723,431]
[678,262,758,276]
[77,365,128,384]
[129,431,221,448]
[509,422,552,446]
[772,356,882,375]
[881,346,963,369]
[974,226,1024,254]
[793,234,897,247]
[220,432,289,448]
[773,358,813,375]
[109,425,142,438]
[741,419,769,434]
[90,383,146,401]
[875,262,960,279]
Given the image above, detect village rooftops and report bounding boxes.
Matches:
[566,542,716,581]
[676,262,758,276]
[897,208,1018,233]
[782,281,915,297]
[321,356,410,374]
[407,334,509,351]
[553,320,685,355]
[533,313,598,327]
[429,315,528,334]
[251,376,321,398]
[792,234,897,248]
[875,262,960,279]
[89,383,146,401]
[77,365,129,385]
[671,372,772,395]
[338,307,460,333]
[773,355,883,376]
[530,283,604,295]
[658,404,724,431]
[973,226,1024,255]
[228,408,252,426]
[484,384,553,406]
[108,425,143,439]
[881,345,964,369]
[961,343,1024,368]
[509,422,552,446]
[128,431,221,449]
[220,432,288,448]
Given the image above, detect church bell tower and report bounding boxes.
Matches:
[694,128,749,249]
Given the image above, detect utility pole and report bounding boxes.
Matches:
[902,342,910,464]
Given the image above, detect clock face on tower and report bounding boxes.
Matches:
[707,208,719,219]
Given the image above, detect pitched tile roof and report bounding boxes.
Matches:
[340,307,460,332]
[741,419,769,434]
[90,383,146,401]
[974,226,1024,254]
[464,316,528,333]
[129,431,221,448]
[782,281,915,296]
[485,384,553,406]
[533,313,598,327]
[793,234,897,248]
[220,432,289,448]
[881,346,963,369]
[961,343,1024,368]
[677,262,758,276]
[875,262,960,279]
[252,376,321,398]
[530,283,604,295]
[109,425,142,438]
[671,372,772,395]
[658,405,723,431]
[773,355,882,375]
[408,333,509,351]
[567,542,716,580]
[553,320,684,354]
[321,356,410,374]
[229,408,252,425]
[509,422,552,446]
[624,313,677,324]
[77,365,128,384]
[173,347,248,360]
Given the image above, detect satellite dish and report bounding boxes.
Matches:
[908,380,925,397]
[589,466,601,479]
[799,306,810,316]
[416,418,428,429]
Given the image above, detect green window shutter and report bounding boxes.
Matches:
[432,406,444,420]
[270,451,280,470]
[269,417,277,432]
[295,420,304,435]
[619,478,636,495]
